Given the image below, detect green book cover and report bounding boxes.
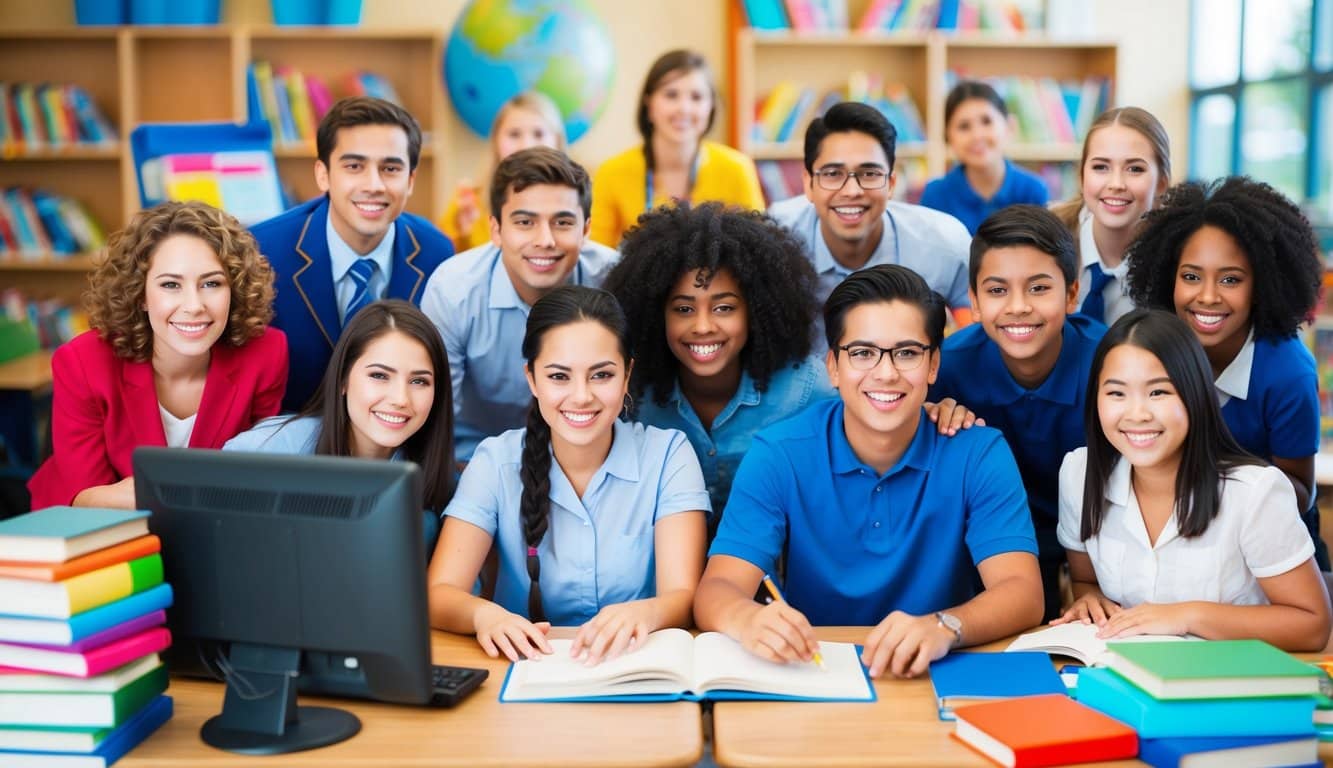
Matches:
[1106,640,1319,681]
[127,553,164,592]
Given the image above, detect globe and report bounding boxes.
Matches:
[445,0,615,144]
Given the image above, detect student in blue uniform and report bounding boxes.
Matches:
[932,205,1106,621]
[251,97,455,412]
[1053,309,1329,652]
[919,81,1049,235]
[224,300,455,554]
[602,202,831,518]
[420,147,619,462]
[694,265,1042,679]
[427,286,708,665]
[1125,177,1328,567]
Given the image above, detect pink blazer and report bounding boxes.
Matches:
[28,327,288,509]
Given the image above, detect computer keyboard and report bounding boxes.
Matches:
[429,664,489,707]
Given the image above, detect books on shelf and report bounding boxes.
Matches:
[928,651,1066,720]
[248,62,404,148]
[0,83,117,154]
[752,75,923,146]
[1004,622,1195,667]
[0,186,105,258]
[856,0,1043,32]
[947,73,1110,146]
[951,693,1138,767]
[0,290,88,352]
[499,628,875,703]
[0,694,172,768]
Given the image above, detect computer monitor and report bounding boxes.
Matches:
[133,447,432,755]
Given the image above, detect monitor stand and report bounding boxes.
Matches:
[200,643,361,755]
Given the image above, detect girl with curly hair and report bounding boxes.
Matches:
[427,286,707,664]
[1125,176,1328,566]
[28,201,287,510]
[602,202,832,517]
[224,300,454,555]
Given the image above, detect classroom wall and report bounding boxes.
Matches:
[0,0,1188,199]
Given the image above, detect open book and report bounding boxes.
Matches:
[1005,622,1195,666]
[499,628,875,703]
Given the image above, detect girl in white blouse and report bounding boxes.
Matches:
[1053,309,1330,651]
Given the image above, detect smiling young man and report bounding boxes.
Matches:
[767,102,973,338]
[693,264,1042,679]
[420,147,618,461]
[930,205,1107,621]
[252,97,454,411]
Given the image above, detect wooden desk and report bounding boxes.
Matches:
[712,627,1333,768]
[0,350,52,392]
[118,630,703,767]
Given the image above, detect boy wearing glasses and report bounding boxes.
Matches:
[930,205,1107,622]
[768,102,972,333]
[694,265,1042,679]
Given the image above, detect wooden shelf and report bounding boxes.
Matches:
[0,146,122,161]
[1007,143,1084,163]
[0,255,97,271]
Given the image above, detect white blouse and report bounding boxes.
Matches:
[159,404,197,449]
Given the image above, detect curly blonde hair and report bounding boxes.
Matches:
[85,201,275,362]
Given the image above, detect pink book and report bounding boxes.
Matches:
[305,75,333,121]
[0,626,170,677]
[784,0,818,30]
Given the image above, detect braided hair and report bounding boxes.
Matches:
[518,285,632,621]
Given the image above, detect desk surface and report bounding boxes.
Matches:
[0,350,53,392]
[118,629,703,767]
[712,627,1333,768]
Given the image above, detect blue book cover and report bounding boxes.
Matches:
[935,0,960,29]
[1078,667,1316,739]
[1138,734,1317,768]
[0,584,174,646]
[741,0,790,29]
[928,651,1065,720]
[0,694,172,764]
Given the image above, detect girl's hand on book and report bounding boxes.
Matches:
[739,601,818,665]
[474,603,552,662]
[1096,602,1192,640]
[570,601,657,666]
[1052,593,1122,627]
[924,399,984,436]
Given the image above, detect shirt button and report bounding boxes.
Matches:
[873,521,881,528]
[874,486,882,493]
[707,449,717,457]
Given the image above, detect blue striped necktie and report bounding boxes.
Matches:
[344,257,378,326]
[1079,262,1113,324]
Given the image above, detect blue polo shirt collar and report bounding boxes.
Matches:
[984,321,1083,407]
[485,246,527,312]
[1213,327,1255,402]
[828,401,935,478]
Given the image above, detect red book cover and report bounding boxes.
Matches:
[952,693,1138,767]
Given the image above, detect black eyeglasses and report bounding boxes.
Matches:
[836,343,933,372]
[813,167,890,191]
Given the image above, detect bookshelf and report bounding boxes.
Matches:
[729,5,1118,201]
[0,26,448,302]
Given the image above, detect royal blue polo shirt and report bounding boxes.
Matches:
[1216,332,1320,461]
[919,161,1050,235]
[931,314,1106,559]
[709,398,1037,625]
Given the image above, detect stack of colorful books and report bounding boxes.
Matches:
[0,507,174,767]
[1079,640,1322,768]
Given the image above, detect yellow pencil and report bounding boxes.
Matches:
[761,574,825,670]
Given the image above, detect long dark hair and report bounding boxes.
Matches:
[301,299,456,513]
[519,286,632,621]
[637,49,716,172]
[1080,309,1260,540]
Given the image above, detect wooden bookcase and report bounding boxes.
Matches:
[728,4,1118,197]
[0,26,448,302]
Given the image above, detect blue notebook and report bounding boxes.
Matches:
[1138,734,1317,768]
[0,509,149,564]
[928,651,1066,720]
[498,629,875,703]
[1078,667,1316,739]
[0,694,172,766]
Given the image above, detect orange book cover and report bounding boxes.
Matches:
[951,693,1137,768]
[0,535,161,582]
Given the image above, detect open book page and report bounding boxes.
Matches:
[1005,622,1195,666]
[690,632,872,699]
[501,627,696,701]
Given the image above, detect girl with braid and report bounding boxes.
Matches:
[427,285,709,664]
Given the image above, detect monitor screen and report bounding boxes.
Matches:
[133,446,432,754]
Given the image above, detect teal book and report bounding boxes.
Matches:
[1077,667,1315,738]
[928,651,1065,721]
[499,628,875,703]
[0,509,149,564]
[1105,639,1323,700]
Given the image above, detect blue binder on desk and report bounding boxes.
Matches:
[130,121,286,226]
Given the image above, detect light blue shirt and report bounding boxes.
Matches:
[767,195,971,318]
[635,357,834,516]
[419,240,620,460]
[444,420,710,626]
[327,215,395,324]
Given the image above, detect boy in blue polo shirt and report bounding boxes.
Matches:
[931,205,1106,622]
[694,265,1042,679]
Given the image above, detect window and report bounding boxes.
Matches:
[1189,0,1331,220]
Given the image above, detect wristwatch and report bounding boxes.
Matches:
[935,611,963,648]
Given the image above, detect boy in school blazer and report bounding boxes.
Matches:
[931,205,1107,622]
[251,97,453,412]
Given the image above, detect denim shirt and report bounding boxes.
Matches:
[634,356,834,517]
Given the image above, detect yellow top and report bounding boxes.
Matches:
[589,140,765,248]
[438,185,492,254]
